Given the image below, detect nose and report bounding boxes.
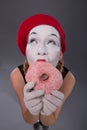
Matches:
[37,52,47,55]
[37,44,47,55]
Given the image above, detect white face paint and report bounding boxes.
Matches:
[26,25,62,67]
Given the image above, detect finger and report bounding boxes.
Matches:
[44,94,62,106]
[29,90,44,99]
[24,81,35,92]
[51,90,64,100]
[43,98,56,112]
[24,90,44,101]
[26,98,42,107]
[31,102,42,113]
[42,103,52,115]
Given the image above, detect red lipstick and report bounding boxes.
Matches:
[37,59,46,62]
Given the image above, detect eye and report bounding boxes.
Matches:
[48,40,56,45]
[29,38,37,44]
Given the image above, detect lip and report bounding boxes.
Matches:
[37,59,46,62]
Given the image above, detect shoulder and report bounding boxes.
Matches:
[10,66,23,81]
[10,64,25,83]
[62,66,75,82]
[60,69,76,100]
[10,66,25,95]
[62,66,76,89]
[63,66,76,84]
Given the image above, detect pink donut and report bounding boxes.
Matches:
[25,61,63,94]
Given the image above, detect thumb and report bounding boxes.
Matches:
[24,81,36,92]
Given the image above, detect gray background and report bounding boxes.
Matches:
[0,0,87,130]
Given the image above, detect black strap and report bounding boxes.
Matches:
[62,66,69,79]
[18,65,27,83]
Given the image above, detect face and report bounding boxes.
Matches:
[26,25,63,67]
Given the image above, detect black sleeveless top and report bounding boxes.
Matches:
[18,64,69,83]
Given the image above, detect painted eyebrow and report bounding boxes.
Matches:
[30,32,58,37]
[30,32,37,35]
[50,34,58,37]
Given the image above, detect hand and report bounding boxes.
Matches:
[41,90,64,115]
[24,82,44,115]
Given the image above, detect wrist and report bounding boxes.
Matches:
[23,109,39,124]
[40,114,54,126]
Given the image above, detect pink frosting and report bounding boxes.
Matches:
[25,61,63,94]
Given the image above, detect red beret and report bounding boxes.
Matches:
[17,14,66,55]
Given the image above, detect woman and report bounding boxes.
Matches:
[10,14,76,130]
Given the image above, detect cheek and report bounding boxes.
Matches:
[48,49,61,67]
[26,45,34,60]
[48,47,61,60]
[26,45,39,64]
[26,45,30,57]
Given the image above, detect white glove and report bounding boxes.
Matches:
[24,82,44,115]
[41,90,64,115]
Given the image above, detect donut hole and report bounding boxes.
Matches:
[40,73,49,81]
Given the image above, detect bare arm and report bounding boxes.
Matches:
[10,68,39,124]
[40,71,76,126]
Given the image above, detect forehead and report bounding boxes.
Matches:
[29,25,60,38]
